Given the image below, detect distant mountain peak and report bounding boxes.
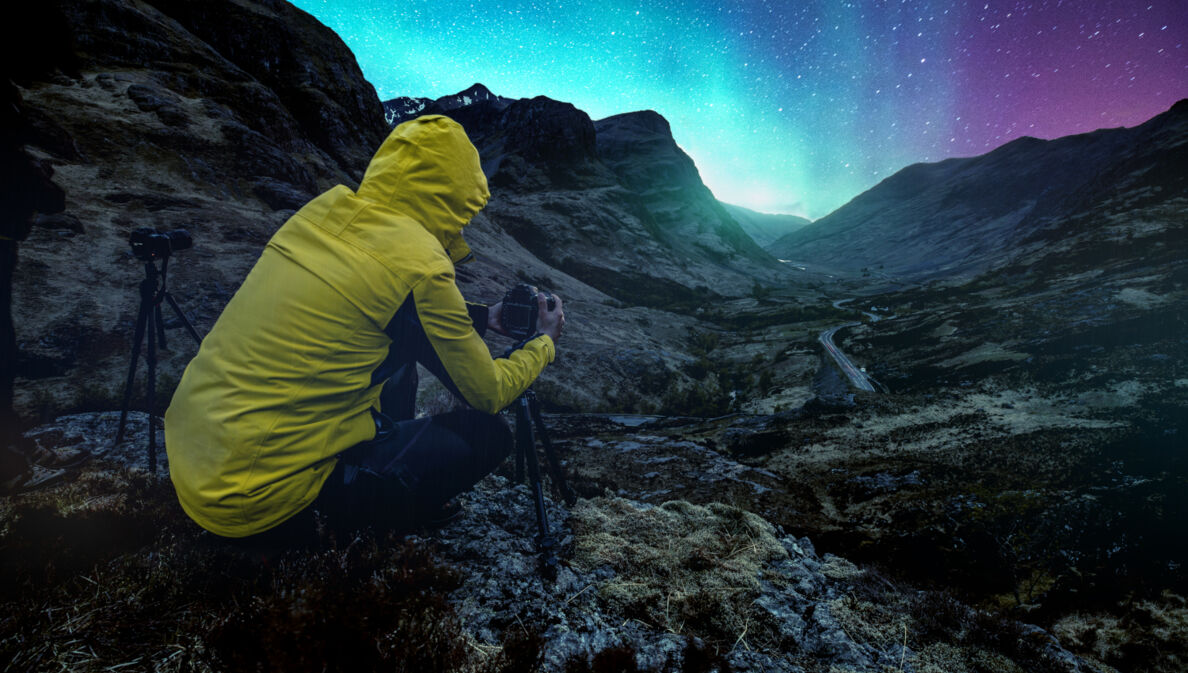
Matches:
[596,109,671,135]
[458,82,493,99]
[382,96,433,125]
[440,82,502,109]
[382,83,511,126]
[721,203,811,249]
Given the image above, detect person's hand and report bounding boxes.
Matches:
[537,292,565,343]
[487,301,509,336]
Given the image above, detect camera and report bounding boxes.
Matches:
[129,227,192,261]
[501,283,556,340]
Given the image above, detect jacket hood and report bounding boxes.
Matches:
[356,115,490,264]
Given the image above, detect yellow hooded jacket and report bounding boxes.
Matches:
[164,116,555,538]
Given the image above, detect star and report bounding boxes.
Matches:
[292,0,1187,219]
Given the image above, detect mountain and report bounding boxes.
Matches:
[721,202,811,248]
[769,99,1188,280]
[388,90,779,304]
[9,0,390,415]
[381,95,432,125]
[382,82,514,125]
[7,4,802,424]
[594,110,770,267]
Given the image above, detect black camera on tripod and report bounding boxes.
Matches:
[501,283,556,340]
[129,227,192,261]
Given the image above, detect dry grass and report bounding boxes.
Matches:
[0,463,521,673]
[569,497,787,651]
[1053,591,1188,673]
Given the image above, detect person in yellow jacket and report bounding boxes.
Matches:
[164,115,565,541]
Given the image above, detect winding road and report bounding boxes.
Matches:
[820,299,878,393]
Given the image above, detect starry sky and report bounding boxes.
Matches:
[291,0,1186,220]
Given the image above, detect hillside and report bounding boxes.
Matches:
[387,89,781,304]
[11,0,387,418]
[769,100,1188,281]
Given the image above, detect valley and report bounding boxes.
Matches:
[3,1,1185,671]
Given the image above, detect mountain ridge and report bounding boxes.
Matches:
[769,98,1188,280]
[384,85,780,303]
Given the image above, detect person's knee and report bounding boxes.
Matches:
[447,408,512,459]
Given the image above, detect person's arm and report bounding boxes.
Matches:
[465,301,515,337]
[465,302,489,337]
[413,265,554,414]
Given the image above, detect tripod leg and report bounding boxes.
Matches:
[514,406,526,483]
[514,397,532,486]
[146,301,158,474]
[156,258,170,349]
[529,396,577,507]
[517,397,558,569]
[163,291,202,345]
[115,287,152,445]
[154,301,167,350]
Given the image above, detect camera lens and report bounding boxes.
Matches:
[166,230,193,252]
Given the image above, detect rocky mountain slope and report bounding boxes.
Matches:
[721,202,811,249]
[736,99,1188,673]
[10,0,388,417]
[769,99,1188,281]
[385,87,781,305]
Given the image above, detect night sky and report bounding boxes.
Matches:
[291,0,1187,220]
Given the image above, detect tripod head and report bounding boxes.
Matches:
[130,227,192,262]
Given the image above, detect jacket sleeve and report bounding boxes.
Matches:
[466,302,489,337]
[413,264,554,414]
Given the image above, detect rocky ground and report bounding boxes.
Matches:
[0,411,1110,673]
[6,244,1184,672]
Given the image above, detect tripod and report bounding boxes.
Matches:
[511,387,576,570]
[115,256,201,472]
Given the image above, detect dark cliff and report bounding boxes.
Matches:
[9,0,388,416]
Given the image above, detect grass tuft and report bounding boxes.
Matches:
[570,497,787,651]
[0,462,505,673]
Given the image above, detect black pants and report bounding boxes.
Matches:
[316,405,511,530]
[232,297,512,545]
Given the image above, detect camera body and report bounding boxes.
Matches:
[501,283,556,340]
[130,227,192,261]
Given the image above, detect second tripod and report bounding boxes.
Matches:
[115,251,201,473]
[511,387,576,570]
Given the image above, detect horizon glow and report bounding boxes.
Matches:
[291,0,1187,220]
